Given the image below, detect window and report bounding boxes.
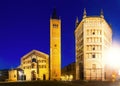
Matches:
[32,58,36,63]
[92,54,95,58]
[93,32,95,35]
[87,30,89,35]
[93,47,95,50]
[92,46,95,50]
[53,24,58,28]
[54,44,57,47]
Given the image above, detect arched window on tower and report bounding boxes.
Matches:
[92,54,95,58]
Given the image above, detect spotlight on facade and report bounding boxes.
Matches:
[18,70,24,80]
[105,44,120,68]
[60,75,73,81]
[104,43,120,81]
[69,75,73,81]
[118,70,120,76]
[18,71,23,76]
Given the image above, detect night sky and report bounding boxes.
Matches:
[0,0,120,69]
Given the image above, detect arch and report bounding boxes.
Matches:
[32,58,37,63]
[31,70,36,80]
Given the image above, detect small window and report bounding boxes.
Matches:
[93,47,95,50]
[53,24,58,28]
[93,32,95,35]
[54,44,57,47]
[32,58,36,62]
[92,54,95,58]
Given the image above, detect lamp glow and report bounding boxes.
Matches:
[105,44,120,68]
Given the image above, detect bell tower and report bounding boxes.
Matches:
[50,8,61,80]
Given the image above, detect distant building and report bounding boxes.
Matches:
[50,8,61,80]
[0,69,9,81]
[75,9,112,81]
[9,50,49,81]
[61,62,76,81]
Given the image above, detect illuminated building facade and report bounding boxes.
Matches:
[9,50,49,81]
[9,68,24,81]
[61,62,76,81]
[75,9,112,81]
[50,9,61,80]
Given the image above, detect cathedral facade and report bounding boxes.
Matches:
[9,50,49,81]
[75,9,112,81]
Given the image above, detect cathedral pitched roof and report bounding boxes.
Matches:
[21,50,49,60]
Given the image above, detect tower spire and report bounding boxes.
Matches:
[75,17,79,27]
[83,8,87,18]
[100,9,104,18]
[52,8,59,19]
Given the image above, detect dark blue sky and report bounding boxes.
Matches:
[0,0,120,69]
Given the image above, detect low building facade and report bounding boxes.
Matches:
[0,69,9,81]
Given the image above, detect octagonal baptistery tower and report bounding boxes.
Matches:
[75,9,112,81]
